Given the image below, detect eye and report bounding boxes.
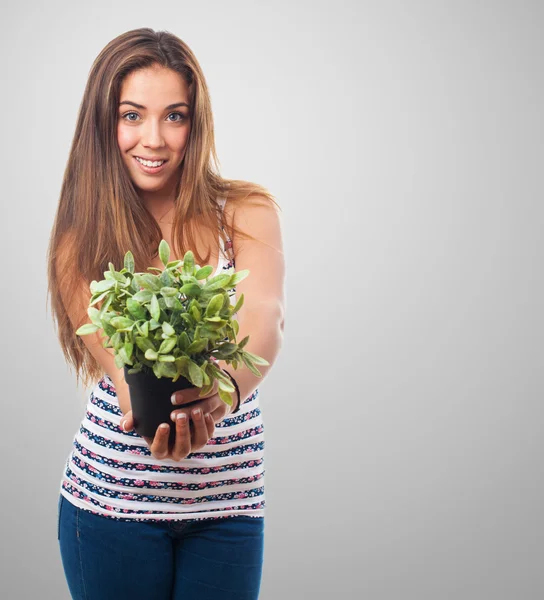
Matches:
[167,112,187,122]
[121,111,139,122]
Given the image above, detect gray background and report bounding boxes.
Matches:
[1,0,542,598]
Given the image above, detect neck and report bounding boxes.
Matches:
[141,183,178,223]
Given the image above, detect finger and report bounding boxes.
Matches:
[205,412,215,438]
[170,399,212,423]
[190,408,210,451]
[170,386,200,406]
[172,413,192,461]
[150,423,171,460]
[171,380,219,406]
[210,400,232,425]
[121,410,134,432]
[170,408,191,423]
[208,407,224,425]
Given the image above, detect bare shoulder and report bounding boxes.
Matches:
[229,194,283,256]
[227,193,285,315]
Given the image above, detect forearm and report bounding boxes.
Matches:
[109,370,133,416]
[218,304,284,406]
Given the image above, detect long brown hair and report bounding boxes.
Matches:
[46,27,281,389]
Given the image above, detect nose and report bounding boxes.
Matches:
[141,118,165,149]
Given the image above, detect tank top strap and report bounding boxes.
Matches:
[217,195,234,263]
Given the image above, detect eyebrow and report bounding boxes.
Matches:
[119,100,190,110]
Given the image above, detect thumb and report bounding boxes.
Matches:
[121,410,134,433]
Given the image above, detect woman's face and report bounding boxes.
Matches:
[117,65,191,197]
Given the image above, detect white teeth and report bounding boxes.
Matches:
[136,157,166,167]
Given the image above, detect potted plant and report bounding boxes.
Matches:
[75,239,268,446]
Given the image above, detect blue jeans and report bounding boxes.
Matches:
[57,494,265,599]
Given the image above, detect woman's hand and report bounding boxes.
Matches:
[121,406,215,461]
[119,379,234,461]
[170,378,237,427]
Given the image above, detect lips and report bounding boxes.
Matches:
[132,155,170,175]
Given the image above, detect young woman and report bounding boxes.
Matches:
[47,28,285,600]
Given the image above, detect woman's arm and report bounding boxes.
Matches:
[219,195,286,404]
[55,233,132,416]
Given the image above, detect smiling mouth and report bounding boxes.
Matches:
[132,156,170,175]
[134,156,168,164]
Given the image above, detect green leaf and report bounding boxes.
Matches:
[174,355,191,379]
[187,359,203,387]
[124,251,135,274]
[107,270,127,284]
[102,319,117,337]
[159,239,170,266]
[75,323,99,336]
[244,350,270,366]
[203,317,227,330]
[98,294,113,317]
[160,287,179,298]
[204,273,233,292]
[241,353,263,377]
[228,269,250,285]
[205,293,225,317]
[183,251,195,275]
[204,316,226,323]
[126,298,147,320]
[232,293,245,314]
[190,304,202,322]
[200,367,211,387]
[110,331,122,348]
[90,279,116,294]
[180,283,202,297]
[158,338,177,354]
[162,321,175,336]
[135,336,156,353]
[195,265,213,280]
[110,317,135,331]
[150,294,160,321]
[209,364,235,386]
[218,387,234,407]
[213,342,238,358]
[217,377,235,393]
[187,338,208,354]
[158,354,175,362]
[159,361,178,377]
[164,296,184,311]
[178,331,190,352]
[145,348,159,361]
[237,335,249,349]
[159,270,174,287]
[166,259,183,269]
[148,318,161,330]
[141,273,162,291]
[89,290,110,307]
[87,307,102,327]
[132,290,154,303]
[119,346,133,366]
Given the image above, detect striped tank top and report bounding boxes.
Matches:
[58,196,265,522]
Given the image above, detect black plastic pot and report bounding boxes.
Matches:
[123,366,198,447]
